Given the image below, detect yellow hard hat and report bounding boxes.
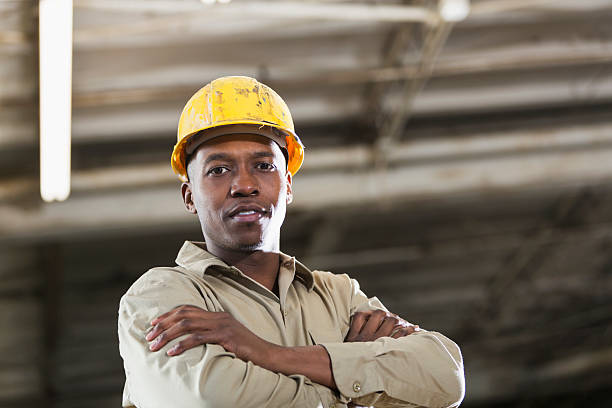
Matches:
[172,76,305,182]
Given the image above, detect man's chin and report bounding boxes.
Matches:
[235,241,263,251]
[225,236,265,252]
[209,229,275,252]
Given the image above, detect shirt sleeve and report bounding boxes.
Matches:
[118,268,338,408]
[319,277,465,408]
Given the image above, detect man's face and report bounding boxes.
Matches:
[182,133,292,253]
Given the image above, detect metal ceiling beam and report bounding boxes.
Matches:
[72,0,612,18]
[4,36,608,111]
[9,33,612,107]
[469,0,602,14]
[471,189,597,338]
[68,0,612,48]
[4,26,612,114]
[4,123,612,241]
[4,60,612,151]
[5,117,612,201]
[302,219,612,272]
[533,346,612,380]
[362,21,419,138]
[72,1,439,43]
[373,19,453,166]
[4,118,612,202]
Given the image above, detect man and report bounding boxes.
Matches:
[118,76,465,408]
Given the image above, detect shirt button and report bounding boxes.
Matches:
[283,310,288,317]
[352,381,361,393]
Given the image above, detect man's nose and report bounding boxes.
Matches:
[230,169,259,197]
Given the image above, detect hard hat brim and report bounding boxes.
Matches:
[185,123,288,155]
[171,120,303,182]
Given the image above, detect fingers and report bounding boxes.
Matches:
[346,309,421,342]
[359,309,389,339]
[147,317,203,352]
[146,306,193,341]
[345,311,370,341]
[390,324,420,338]
[150,310,173,326]
[166,332,214,356]
[146,305,225,352]
[374,315,399,338]
[391,327,412,338]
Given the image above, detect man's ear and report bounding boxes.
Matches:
[285,172,293,205]
[181,182,197,214]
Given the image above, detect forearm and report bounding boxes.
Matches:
[122,314,337,407]
[321,331,465,408]
[119,283,340,408]
[342,279,465,407]
[250,343,337,390]
[125,342,333,408]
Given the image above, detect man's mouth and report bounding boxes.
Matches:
[232,211,262,222]
[236,210,257,216]
[227,205,267,222]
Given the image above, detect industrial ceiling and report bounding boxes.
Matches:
[1,0,612,406]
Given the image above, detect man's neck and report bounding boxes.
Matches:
[207,244,281,294]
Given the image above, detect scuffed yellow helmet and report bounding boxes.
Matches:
[172,76,305,182]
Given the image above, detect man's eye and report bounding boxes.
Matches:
[207,166,229,175]
[256,162,276,171]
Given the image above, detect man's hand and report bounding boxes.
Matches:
[345,310,419,342]
[146,305,273,361]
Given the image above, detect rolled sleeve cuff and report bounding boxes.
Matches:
[320,341,384,401]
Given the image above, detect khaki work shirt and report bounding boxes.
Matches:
[118,241,465,408]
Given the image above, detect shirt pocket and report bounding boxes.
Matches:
[308,327,344,345]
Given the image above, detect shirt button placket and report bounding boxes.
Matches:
[278,304,287,326]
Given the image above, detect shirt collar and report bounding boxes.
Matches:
[175,241,314,291]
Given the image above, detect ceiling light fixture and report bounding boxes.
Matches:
[39,0,73,202]
[439,0,470,22]
[201,0,232,4]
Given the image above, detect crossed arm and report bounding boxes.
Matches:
[119,271,464,408]
[146,305,418,391]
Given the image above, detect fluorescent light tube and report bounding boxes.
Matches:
[39,0,73,202]
[439,0,470,22]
